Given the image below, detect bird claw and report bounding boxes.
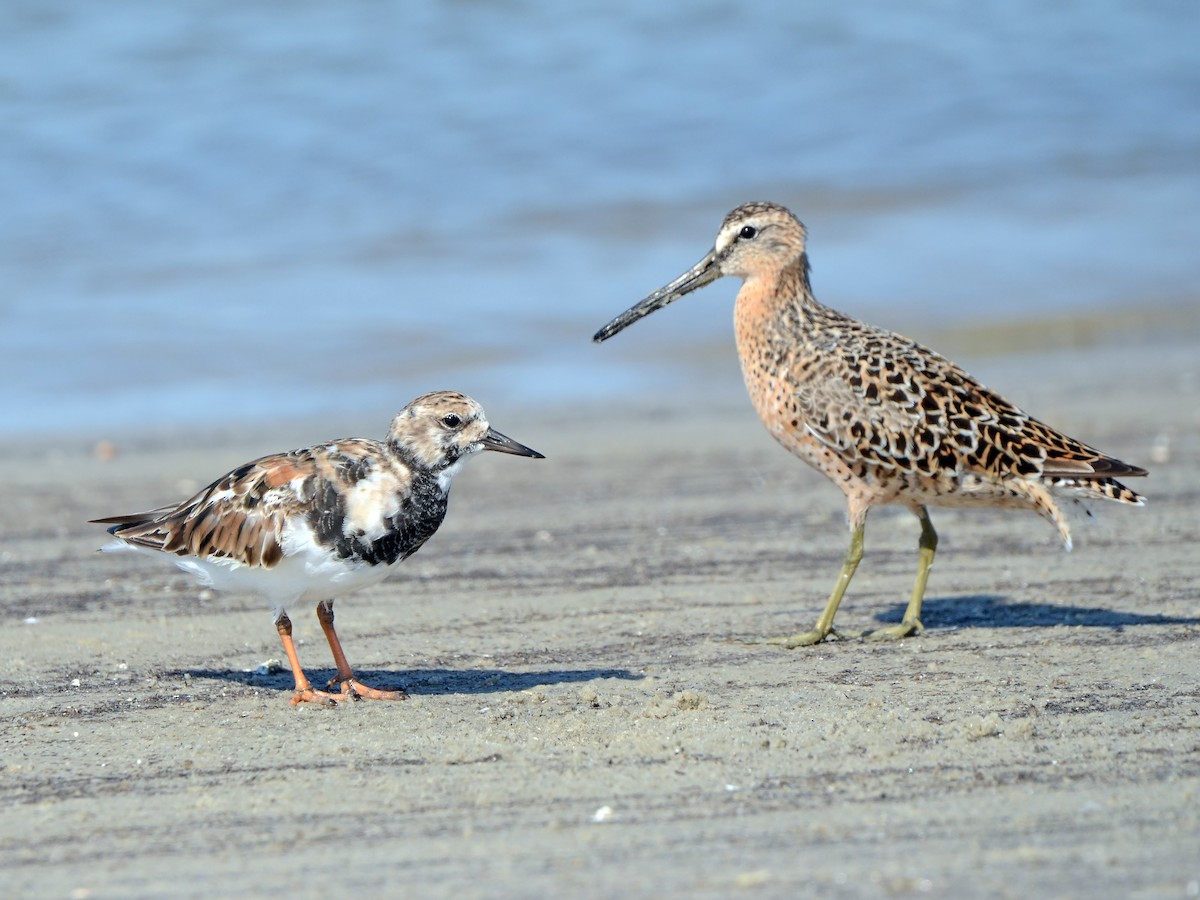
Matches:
[864,619,924,642]
[290,687,349,707]
[752,627,843,649]
[325,676,407,702]
[290,678,407,706]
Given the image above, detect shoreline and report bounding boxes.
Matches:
[2,328,1198,897]
[4,296,1198,446]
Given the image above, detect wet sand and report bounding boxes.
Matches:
[2,335,1198,898]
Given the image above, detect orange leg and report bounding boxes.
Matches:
[315,599,407,701]
[275,611,344,706]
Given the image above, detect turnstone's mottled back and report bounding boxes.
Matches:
[93,391,543,705]
[595,202,1145,645]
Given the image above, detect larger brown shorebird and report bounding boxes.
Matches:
[593,201,1146,646]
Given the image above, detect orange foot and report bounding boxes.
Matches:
[327,676,408,702]
[290,686,349,706]
[289,681,407,706]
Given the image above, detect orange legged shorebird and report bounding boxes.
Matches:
[92,391,543,705]
[593,201,1146,646]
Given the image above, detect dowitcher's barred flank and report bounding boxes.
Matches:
[93,391,543,704]
[594,201,1146,646]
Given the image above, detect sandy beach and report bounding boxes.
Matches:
[2,328,1198,899]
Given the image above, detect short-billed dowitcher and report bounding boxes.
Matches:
[594,201,1146,646]
[93,391,543,705]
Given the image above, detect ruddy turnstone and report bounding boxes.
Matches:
[93,391,543,704]
[594,201,1146,645]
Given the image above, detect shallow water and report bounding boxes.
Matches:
[2,0,1197,435]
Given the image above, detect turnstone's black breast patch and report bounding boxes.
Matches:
[311,474,449,566]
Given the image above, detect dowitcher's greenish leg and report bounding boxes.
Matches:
[765,521,865,648]
[866,506,936,641]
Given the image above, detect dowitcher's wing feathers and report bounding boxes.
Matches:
[792,324,1145,497]
[791,329,983,475]
[796,368,933,472]
[1018,416,1147,479]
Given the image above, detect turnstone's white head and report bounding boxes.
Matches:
[387,391,543,474]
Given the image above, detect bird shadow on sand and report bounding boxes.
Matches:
[873,594,1200,631]
[171,666,643,698]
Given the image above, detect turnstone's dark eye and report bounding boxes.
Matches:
[739,225,758,240]
[441,413,462,428]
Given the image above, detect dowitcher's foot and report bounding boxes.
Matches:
[756,627,846,649]
[864,619,924,642]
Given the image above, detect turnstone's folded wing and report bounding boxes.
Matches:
[92,450,321,569]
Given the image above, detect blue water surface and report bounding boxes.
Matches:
[2,1,1197,435]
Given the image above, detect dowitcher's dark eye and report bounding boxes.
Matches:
[441,413,462,428]
[739,225,758,240]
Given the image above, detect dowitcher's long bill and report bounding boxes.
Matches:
[593,249,721,342]
[92,391,543,705]
[594,201,1146,647]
